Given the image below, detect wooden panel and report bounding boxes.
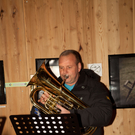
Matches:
[91,0,109,84]
[24,0,66,75]
[107,0,120,54]
[81,0,95,62]
[105,0,135,135]
[0,0,30,134]
[119,0,133,53]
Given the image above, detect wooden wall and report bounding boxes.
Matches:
[0,0,135,134]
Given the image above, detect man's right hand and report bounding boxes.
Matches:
[38,91,50,104]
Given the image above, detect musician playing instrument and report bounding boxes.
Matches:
[36,50,114,135]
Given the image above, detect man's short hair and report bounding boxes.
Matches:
[59,50,84,69]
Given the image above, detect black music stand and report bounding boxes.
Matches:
[10,114,81,135]
[0,117,6,135]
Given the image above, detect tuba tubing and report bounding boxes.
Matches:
[27,60,97,135]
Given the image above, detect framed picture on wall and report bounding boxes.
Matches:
[35,58,60,77]
[35,58,60,99]
[0,60,6,104]
[108,53,135,108]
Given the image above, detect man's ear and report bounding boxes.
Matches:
[78,62,82,72]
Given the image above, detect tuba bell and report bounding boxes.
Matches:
[27,60,97,135]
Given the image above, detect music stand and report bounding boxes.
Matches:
[10,114,81,135]
[0,117,6,135]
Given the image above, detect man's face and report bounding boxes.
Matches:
[59,54,81,86]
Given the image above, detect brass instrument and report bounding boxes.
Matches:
[27,60,97,135]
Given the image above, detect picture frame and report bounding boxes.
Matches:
[35,58,59,77]
[35,58,60,99]
[0,60,6,104]
[108,53,135,108]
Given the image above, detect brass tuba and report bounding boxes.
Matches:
[27,60,97,135]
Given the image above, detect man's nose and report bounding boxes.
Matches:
[63,68,68,74]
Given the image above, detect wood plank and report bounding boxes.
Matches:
[119,0,133,53]
[0,0,30,134]
[107,0,120,54]
[91,0,109,84]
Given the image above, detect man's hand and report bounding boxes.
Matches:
[38,91,70,114]
[57,104,70,114]
[38,91,50,104]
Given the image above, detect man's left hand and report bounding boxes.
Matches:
[56,104,70,114]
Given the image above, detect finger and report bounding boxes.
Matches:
[40,92,50,101]
[38,97,45,103]
[56,104,70,114]
[43,91,50,98]
[38,91,50,104]
[56,104,61,108]
[38,99,45,104]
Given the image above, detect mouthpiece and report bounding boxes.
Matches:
[64,75,69,79]
[61,75,69,85]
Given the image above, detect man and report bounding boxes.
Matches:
[37,50,114,135]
